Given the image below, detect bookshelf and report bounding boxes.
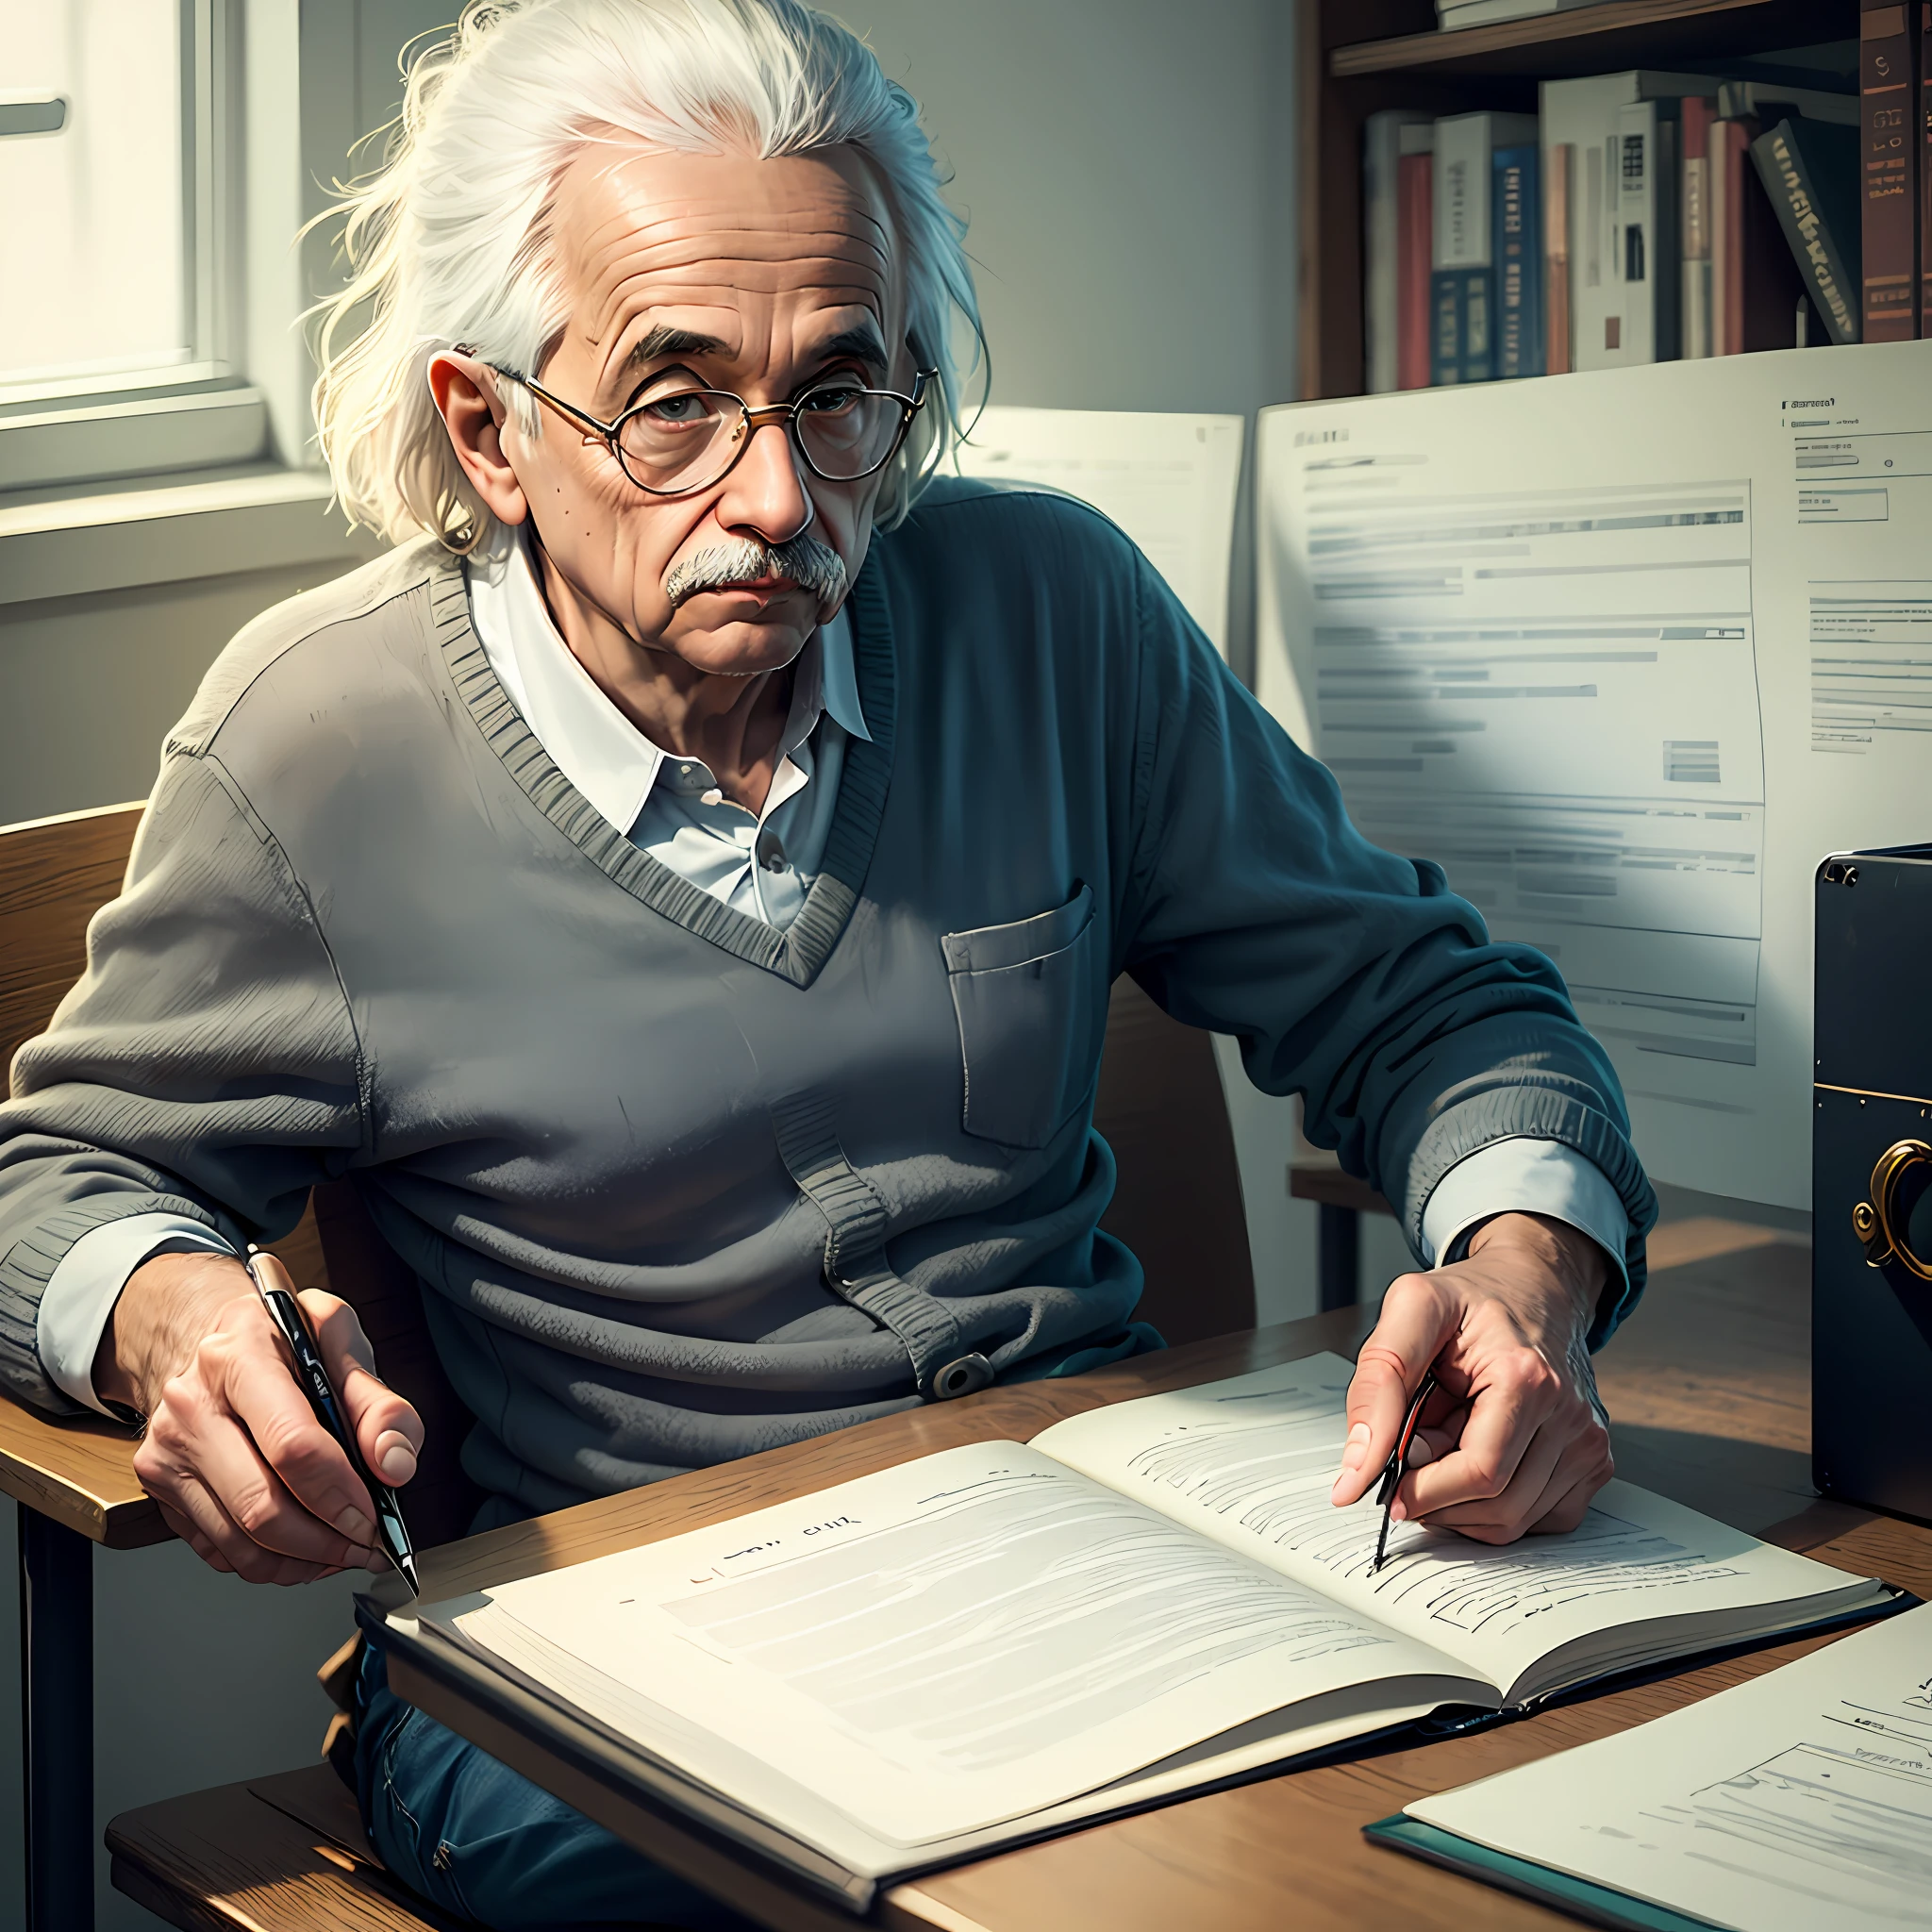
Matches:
[1296,0,1862,397]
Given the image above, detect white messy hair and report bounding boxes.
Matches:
[309,0,983,552]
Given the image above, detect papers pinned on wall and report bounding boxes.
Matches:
[951,407,1244,658]
[1256,340,1932,1208]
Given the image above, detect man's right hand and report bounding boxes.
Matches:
[95,1249,424,1586]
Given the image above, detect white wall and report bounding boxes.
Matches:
[0,6,1314,1926]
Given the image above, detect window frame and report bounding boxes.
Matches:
[0,0,293,495]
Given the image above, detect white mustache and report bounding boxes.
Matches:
[662,535,849,606]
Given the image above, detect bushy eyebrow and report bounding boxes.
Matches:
[810,325,890,373]
[622,325,729,374]
[619,320,890,385]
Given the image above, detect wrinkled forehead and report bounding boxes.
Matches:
[546,142,899,377]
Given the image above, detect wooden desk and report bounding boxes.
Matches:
[388,1224,1932,1932]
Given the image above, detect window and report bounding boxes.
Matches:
[0,1,275,491]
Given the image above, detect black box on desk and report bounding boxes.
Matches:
[1814,846,1932,1525]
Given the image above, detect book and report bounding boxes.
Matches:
[1752,117,1863,345]
[1716,77,1860,128]
[1437,0,1596,24]
[1862,0,1920,341]
[1541,74,1687,368]
[1681,97,1717,358]
[1545,141,1574,374]
[1397,130,1435,390]
[1363,111,1436,394]
[1922,0,1932,329]
[1433,111,1538,383]
[1369,1600,1932,1932]
[1494,142,1543,378]
[1712,112,1813,354]
[369,1354,1897,1906]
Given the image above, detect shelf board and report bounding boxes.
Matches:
[1331,0,1845,81]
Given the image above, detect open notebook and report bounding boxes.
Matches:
[369,1354,1895,1910]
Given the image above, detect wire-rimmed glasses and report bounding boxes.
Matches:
[483,361,939,497]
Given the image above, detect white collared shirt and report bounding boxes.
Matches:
[466,525,870,928]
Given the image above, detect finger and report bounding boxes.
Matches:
[1525,1449,1614,1537]
[302,1289,425,1487]
[218,1309,384,1542]
[158,1499,235,1574]
[1399,1347,1563,1520]
[1331,1274,1455,1507]
[1408,1397,1473,1469]
[180,1396,375,1571]
[1406,1412,1570,1539]
[159,1463,348,1586]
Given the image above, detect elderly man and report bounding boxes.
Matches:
[0,0,1652,1924]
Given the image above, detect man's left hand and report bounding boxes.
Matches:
[1328,1212,1614,1543]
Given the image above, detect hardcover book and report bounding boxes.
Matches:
[1493,143,1543,378]
[1364,111,1436,394]
[1397,130,1435,391]
[370,1355,1897,1910]
[1861,0,1920,340]
[1432,111,1538,384]
[1752,117,1862,345]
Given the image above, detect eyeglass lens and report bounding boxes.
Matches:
[615,381,905,491]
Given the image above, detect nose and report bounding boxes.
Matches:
[713,413,813,548]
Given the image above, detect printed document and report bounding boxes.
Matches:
[1406,1601,1932,1931]
[952,406,1243,657]
[1257,341,1932,1205]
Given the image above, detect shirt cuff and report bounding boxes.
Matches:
[35,1214,238,1415]
[1417,1139,1631,1294]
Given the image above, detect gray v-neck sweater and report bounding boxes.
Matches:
[0,481,1654,1520]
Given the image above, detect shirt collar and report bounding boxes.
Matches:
[465,525,869,837]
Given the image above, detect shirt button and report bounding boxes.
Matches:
[758,835,787,872]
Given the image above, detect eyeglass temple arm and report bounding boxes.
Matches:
[487,366,618,441]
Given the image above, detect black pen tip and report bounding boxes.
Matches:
[396,1551,422,1597]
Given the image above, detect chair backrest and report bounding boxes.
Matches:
[0,801,146,1076]
[2,803,1255,1539]
[1092,974,1255,1346]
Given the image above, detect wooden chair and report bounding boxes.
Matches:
[0,796,1253,1930]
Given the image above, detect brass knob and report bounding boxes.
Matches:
[1854,1140,1932,1279]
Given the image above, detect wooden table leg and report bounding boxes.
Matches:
[1317,1203,1360,1312]
[18,1501,93,1932]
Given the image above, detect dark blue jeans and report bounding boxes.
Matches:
[354,1644,757,1930]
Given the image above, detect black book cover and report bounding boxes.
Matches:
[1751,118,1864,343]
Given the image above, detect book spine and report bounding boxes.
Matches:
[1682,98,1715,358]
[1462,266,1494,380]
[1431,269,1464,384]
[1363,114,1403,394]
[1923,2,1932,329]
[1653,111,1681,360]
[1861,1,1920,341]
[1738,125,1812,352]
[1753,125,1861,344]
[1495,146,1543,377]
[1716,120,1747,354]
[1397,152,1434,389]
[1545,142,1573,375]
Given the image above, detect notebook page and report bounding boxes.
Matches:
[1032,1357,1874,1701]
[1407,1602,1932,1932]
[451,1441,1480,1847]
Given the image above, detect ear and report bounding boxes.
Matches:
[428,354,529,527]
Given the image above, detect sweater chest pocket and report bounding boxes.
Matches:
[941,884,1101,1149]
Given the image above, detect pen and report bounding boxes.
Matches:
[1371,1370,1436,1575]
[245,1247,421,1596]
